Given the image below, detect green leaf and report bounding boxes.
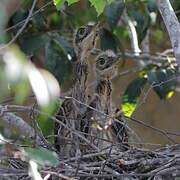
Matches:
[67,0,79,5]
[148,0,157,12]
[100,28,118,52]
[20,34,50,54]
[21,148,58,166]
[53,0,79,10]
[45,41,71,83]
[12,79,31,104]
[21,0,32,9]
[53,0,66,10]
[147,68,177,99]
[32,13,47,31]
[128,10,151,42]
[122,78,147,117]
[53,35,76,59]
[105,1,125,29]
[12,9,26,25]
[37,100,59,137]
[89,0,106,16]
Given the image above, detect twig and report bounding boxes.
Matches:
[5,105,100,151]
[91,49,176,63]
[125,116,176,144]
[3,1,52,34]
[0,0,37,50]
[0,106,52,149]
[41,170,77,180]
[122,10,145,66]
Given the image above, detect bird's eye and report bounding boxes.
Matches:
[99,57,106,65]
[78,27,87,37]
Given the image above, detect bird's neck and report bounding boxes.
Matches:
[96,70,110,82]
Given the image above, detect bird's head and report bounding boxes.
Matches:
[95,50,119,79]
[74,25,94,45]
[73,23,100,56]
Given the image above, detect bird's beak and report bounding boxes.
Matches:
[92,22,102,34]
[110,56,119,64]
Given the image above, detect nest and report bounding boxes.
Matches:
[3,141,180,179]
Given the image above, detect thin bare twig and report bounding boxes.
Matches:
[3,1,52,34]
[0,0,37,50]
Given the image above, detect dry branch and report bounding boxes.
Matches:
[156,0,180,66]
[0,106,52,149]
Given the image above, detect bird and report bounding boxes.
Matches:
[73,23,100,88]
[81,50,118,148]
[82,50,129,150]
[54,24,99,156]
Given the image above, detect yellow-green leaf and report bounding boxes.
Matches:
[89,0,106,16]
[121,78,147,117]
[166,91,174,99]
[67,0,79,5]
[53,0,80,9]
[53,0,65,10]
[147,68,177,99]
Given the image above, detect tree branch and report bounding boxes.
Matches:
[156,0,180,66]
[122,11,145,66]
[0,106,52,149]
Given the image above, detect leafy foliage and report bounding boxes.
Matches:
[45,40,72,84]
[122,78,147,117]
[89,0,106,16]
[53,0,116,16]
[100,28,118,52]
[20,34,50,55]
[53,0,81,8]
[105,1,125,29]
[147,68,177,99]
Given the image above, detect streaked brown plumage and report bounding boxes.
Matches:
[73,25,94,57]
[54,98,74,152]
[84,50,128,150]
[83,50,118,148]
[73,24,99,86]
[54,24,99,155]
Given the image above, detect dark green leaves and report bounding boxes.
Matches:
[53,0,117,16]
[53,36,75,59]
[105,1,125,29]
[121,67,178,116]
[100,28,118,52]
[53,0,111,16]
[147,68,177,99]
[122,77,147,117]
[45,39,72,84]
[147,0,157,12]
[129,10,151,42]
[20,34,50,54]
